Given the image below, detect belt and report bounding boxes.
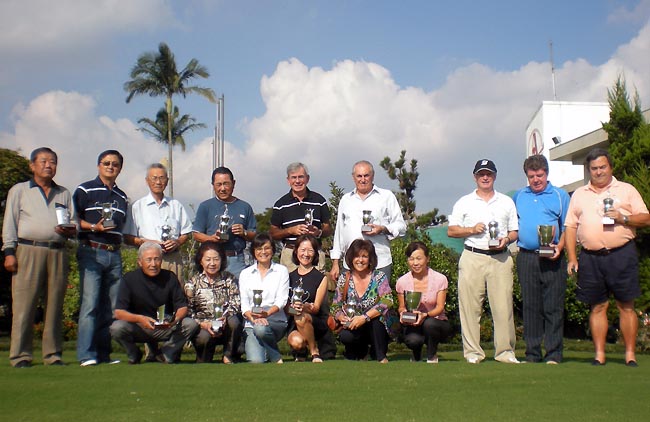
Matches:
[82,240,121,252]
[519,248,538,254]
[225,250,243,257]
[583,242,629,256]
[284,243,295,249]
[464,245,507,256]
[18,238,65,249]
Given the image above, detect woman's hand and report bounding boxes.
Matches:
[414,312,427,326]
[290,302,304,315]
[200,321,216,337]
[252,317,269,326]
[347,315,367,330]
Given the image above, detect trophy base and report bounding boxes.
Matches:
[361,225,372,232]
[488,239,500,248]
[602,217,615,225]
[538,246,555,258]
[103,219,116,230]
[154,321,170,329]
[57,223,76,229]
[288,305,301,315]
[251,306,263,314]
[217,232,229,241]
[402,312,419,324]
[211,320,223,331]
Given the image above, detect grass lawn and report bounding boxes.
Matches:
[1,339,649,422]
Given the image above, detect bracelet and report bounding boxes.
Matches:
[364,313,371,322]
[623,215,629,225]
[90,224,96,232]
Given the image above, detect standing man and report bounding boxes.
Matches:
[513,155,570,364]
[565,148,650,366]
[74,150,128,366]
[124,163,192,281]
[110,242,198,364]
[193,167,256,278]
[330,160,406,282]
[2,147,77,367]
[448,159,519,364]
[269,162,332,272]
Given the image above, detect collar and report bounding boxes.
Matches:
[585,176,618,192]
[93,175,119,190]
[29,178,58,189]
[523,181,555,195]
[290,187,311,202]
[351,185,380,197]
[144,192,169,207]
[251,262,277,274]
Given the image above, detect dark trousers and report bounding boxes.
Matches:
[516,251,567,362]
[192,315,243,362]
[339,318,389,361]
[404,317,452,360]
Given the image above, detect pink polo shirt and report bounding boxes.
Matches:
[565,177,648,250]
[395,268,448,320]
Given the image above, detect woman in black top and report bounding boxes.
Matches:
[287,234,329,363]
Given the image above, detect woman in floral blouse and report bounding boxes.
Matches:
[331,239,394,363]
[184,241,242,364]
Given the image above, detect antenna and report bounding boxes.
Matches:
[549,40,557,100]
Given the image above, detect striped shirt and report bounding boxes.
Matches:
[271,188,330,245]
[73,176,128,245]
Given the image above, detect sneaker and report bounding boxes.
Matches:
[497,357,520,364]
[14,360,32,368]
[426,355,439,364]
[49,360,65,366]
[107,359,121,365]
[467,357,480,364]
[80,359,98,367]
[546,360,559,365]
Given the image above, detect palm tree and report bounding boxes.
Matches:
[138,106,207,152]
[124,42,216,196]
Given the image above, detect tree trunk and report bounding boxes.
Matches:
[166,96,174,197]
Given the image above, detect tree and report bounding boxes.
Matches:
[124,42,216,196]
[0,149,31,235]
[138,106,206,152]
[379,150,418,222]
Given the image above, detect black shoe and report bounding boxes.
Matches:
[128,349,143,365]
[591,359,606,366]
[626,360,638,367]
[14,360,31,368]
[49,360,65,366]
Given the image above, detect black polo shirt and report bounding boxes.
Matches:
[73,176,128,245]
[271,188,330,246]
[115,268,187,318]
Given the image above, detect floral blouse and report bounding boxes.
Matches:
[184,271,241,322]
[331,270,394,331]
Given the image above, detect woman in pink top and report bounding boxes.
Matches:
[396,241,452,363]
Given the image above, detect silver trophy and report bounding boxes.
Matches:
[55,203,75,229]
[155,304,167,327]
[537,225,556,258]
[211,301,224,331]
[488,220,500,248]
[343,297,359,327]
[361,210,373,233]
[252,289,264,314]
[602,197,615,225]
[402,291,422,324]
[304,208,315,228]
[160,224,173,242]
[216,205,231,241]
[97,201,117,229]
[288,278,310,316]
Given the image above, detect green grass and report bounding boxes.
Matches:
[1,340,649,422]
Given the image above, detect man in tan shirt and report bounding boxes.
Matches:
[565,148,650,367]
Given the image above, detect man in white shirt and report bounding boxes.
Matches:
[330,160,406,282]
[448,159,519,364]
[124,163,192,282]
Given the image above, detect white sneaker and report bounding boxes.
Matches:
[498,357,520,364]
[546,360,559,365]
[80,359,97,367]
[467,357,480,364]
[107,359,121,365]
[426,356,439,364]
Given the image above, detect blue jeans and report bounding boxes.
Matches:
[226,254,246,279]
[244,319,287,363]
[76,245,122,363]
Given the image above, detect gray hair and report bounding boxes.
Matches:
[352,160,375,176]
[138,241,163,259]
[286,162,308,176]
[147,163,168,177]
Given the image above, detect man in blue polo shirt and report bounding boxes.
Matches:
[192,167,256,278]
[513,154,570,364]
[73,149,128,366]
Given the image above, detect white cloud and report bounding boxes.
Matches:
[0,0,176,53]
[608,0,650,25]
[2,22,650,218]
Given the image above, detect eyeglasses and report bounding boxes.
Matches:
[100,161,121,168]
[213,182,233,188]
[254,246,273,252]
[148,176,168,182]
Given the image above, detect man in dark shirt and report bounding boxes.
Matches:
[73,150,128,366]
[110,242,198,364]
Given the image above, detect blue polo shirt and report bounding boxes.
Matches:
[513,182,570,250]
[192,197,256,252]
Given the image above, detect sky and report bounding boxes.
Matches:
[1,0,650,218]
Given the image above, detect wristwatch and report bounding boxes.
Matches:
[364,313,371,322]
[623,215,629,225]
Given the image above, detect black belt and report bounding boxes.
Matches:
[18,238,65,249]
[284,243,295,249]
[583,242,630,256]
[225,250,243,257]
[82,240,121,252]
[464,245,507,256]
[519,248,538,254]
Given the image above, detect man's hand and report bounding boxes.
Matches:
[161,239,180,253]
[329,266,340,282]
[231,223,247,238]
[55,225,77,238]
[567,259,579,276]
[138,315,157,330]
[364,224,385,236]
[4,256,17,273]
[472,223,486,235]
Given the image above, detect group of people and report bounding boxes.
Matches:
[2,145,648,368]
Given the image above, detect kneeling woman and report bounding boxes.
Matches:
[239,233,290,363]
[184,241,243,364]
[286,234,329,363]
[332,239,394,363]
[396,241,451,363]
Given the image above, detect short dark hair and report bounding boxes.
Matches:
[405,241,429,259]
[97,150,124,166]
[522,155,549,174]
[585,148,612,167]
[250,232,275,256]
[195,241,227,273]
[344,239,378,271]
[30,147,57,163]
[291,234,320,266]
[211,167,235,184]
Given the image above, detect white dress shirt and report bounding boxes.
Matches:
[239,262,290,328]
[124,192,192,240]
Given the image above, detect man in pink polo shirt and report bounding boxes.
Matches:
[565,148,650,367]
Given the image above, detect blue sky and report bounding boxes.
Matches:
[1,0,649,215]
